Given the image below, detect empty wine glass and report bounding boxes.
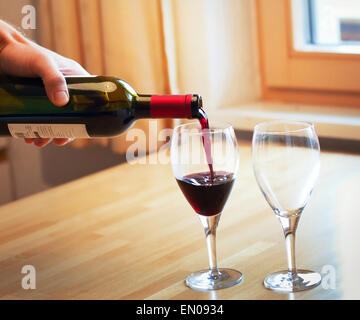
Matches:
[171,121,243,291]
[252,120,321,292]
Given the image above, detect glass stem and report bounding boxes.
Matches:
[198,213,221,278]
[278,214,301,279]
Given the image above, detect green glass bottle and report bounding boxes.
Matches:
[0,75,203,138]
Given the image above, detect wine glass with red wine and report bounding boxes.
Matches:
[252,120,321,292]
[171,121,243,291]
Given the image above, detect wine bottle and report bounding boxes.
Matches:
[0,75,203,138]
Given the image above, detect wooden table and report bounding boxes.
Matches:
[0,141,360,300]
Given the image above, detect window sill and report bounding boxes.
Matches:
[207,101,360,141]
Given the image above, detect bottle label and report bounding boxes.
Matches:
[7,123,90,139]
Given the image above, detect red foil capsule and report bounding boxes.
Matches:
[150,94,193,118]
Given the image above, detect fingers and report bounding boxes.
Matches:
[24,138,34,144]
[25,54,77,148]
[34,138,51,147]
[24,138,73,147]
[53,138,73,146]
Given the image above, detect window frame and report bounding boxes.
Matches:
[256,0,360,107]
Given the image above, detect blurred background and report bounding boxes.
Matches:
[0,0,359,204]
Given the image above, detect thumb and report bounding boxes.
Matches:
[42,69,69,107]
[33,55,69,106]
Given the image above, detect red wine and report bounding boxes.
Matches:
[176,171,235,216]
[0,75,203,138]
[197,108,214,182]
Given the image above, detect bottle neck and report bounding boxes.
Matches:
[133,94,202,119]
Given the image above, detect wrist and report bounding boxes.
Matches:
[0,23,10,54]
[0,20,26,54]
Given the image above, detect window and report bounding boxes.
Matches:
[256,0,360,106]
[293,0,360,54]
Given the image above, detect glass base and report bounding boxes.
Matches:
[264,269,321,293]
[185,268,243,291]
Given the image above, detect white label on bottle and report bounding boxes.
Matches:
[7,123,90,139]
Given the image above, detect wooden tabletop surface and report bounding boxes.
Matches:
[0,141,360,300]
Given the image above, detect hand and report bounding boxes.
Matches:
[0,20,89,147]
